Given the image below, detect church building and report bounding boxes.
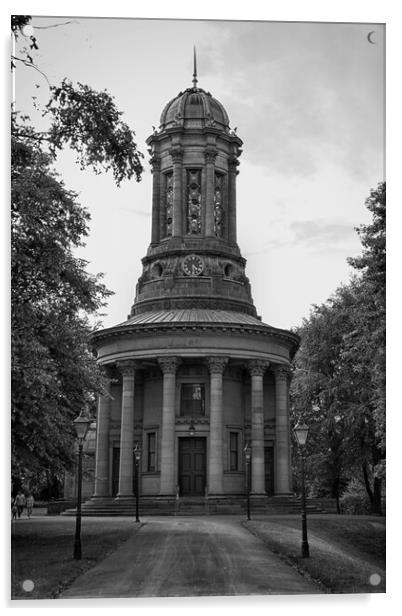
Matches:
[88,60,299,512]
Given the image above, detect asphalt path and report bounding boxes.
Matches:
[61,516,320,598]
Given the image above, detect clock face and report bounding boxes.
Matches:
[182,255,204,276]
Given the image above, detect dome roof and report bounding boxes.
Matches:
[159,87,230,131]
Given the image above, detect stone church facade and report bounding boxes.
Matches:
[88,68,299,509]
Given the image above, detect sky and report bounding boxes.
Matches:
[13,15,385,333]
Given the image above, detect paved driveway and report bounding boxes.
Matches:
[61,516,320,598]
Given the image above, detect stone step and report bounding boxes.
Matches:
[61,496,337,517]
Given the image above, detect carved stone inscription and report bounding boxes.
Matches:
[187,169,202,234]
[214,173,224,237]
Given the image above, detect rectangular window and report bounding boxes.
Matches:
[180,383,205,416]
[229,432,239,471]
[147,432,156,472]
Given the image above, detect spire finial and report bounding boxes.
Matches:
[192,46,198,88]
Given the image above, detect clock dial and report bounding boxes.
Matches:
[182,255,204,276]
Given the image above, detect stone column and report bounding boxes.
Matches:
[204,148,218,236]
[170,147,183,237]
[274,364,292,494]
[159,171,167,238]
[206,356,229,494]
[93,371,113,497]
[248,360,269,495]
[116,360,138,498]
[150,156,161,245]
[158,356,181,495]
[228,156,239,244]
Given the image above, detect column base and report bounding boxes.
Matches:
[273,492,293,497]
[115,494,135,500]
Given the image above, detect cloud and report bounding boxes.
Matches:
[289,219,356,247]
[243,219,357,257]
[199,21,384,180]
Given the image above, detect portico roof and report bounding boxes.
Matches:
[90,309,300,359]
[117,309,270,328]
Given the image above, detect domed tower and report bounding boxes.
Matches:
[133,65,254,317]
[89,56,299,512]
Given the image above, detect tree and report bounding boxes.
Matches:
[11,16,145,493]
[290,285,358,512]
[11,126,110,488]
[347,183,386,466]
[290,183,386,514]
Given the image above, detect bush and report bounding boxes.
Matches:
[339,491,371,515]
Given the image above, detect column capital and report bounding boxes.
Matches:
[158,356,182,374]
[248,359,270,377]
[273,364,292,382]
[150,156,161,172]
[204,147,218,164]
[228,156,240,171]
[206,356,229,375]
[169,146,183,163]
[116,359,140,377]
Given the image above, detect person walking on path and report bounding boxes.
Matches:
[11,499,17,520]
[14,492,26,519]
[26,494,34,518]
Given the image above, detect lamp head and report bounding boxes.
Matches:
[294,421,309,447]
[73,410,91,441]
[243,441,251,462]
[188,419,196,437]
[134,443,142,462]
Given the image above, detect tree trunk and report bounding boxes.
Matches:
[331,476,341,514]
[362,462,383,515]
[371,476,383,515]
[362,462,373,502]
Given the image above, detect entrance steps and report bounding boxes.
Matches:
[61,495,337,517]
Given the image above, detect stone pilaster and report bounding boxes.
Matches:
[204,148,218,236]
[273,364,292,494]
[228,156,239,244]
[116,360,139,498]
[150,156,161,245]
[93,371,113,497]
[170,147,183,237]
[206,356,229,494]
[158,356,182,495]
[248,359,269,494]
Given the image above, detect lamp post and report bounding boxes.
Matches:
[243,442,251,520]
[294,421,310,558]
[73,410,91,560]
[134,443,142,523]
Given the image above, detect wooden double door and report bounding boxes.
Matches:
[178,437,206,496]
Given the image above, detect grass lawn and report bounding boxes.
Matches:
[11,516,138,600]
[244,514,385,594]
[11,513,385,599]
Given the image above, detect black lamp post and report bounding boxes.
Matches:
[243,442,251,520]
[294,421,310,558]
[134,443,142,523]
[73,410,91,560]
